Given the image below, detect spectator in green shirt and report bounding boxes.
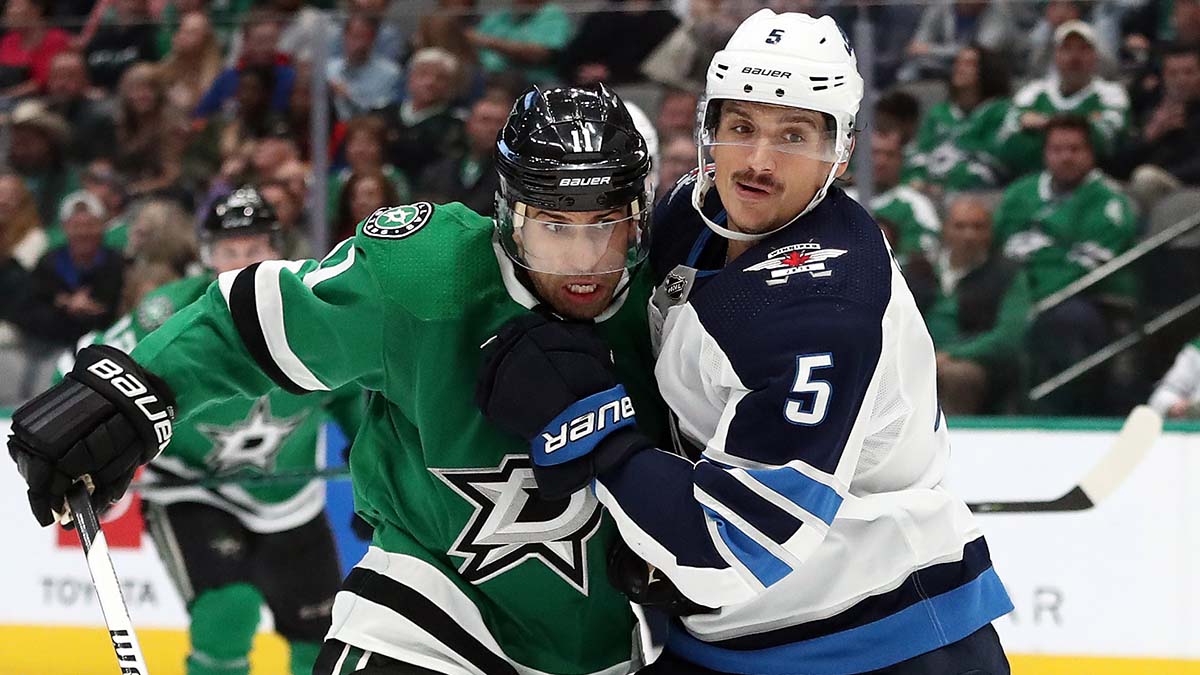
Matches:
[994,114,1137,414]
[848,129,941,258]
[996,21,1130,177]
[903,44,1013,197]
[468,0,573,85]
[909,194,1032,414]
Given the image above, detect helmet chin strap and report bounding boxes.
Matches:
[691,161,842,242]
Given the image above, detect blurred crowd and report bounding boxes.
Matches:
[0,0,1198,418]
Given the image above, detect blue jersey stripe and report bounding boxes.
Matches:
[743,466,843,527]
[700,505,793,587]
[667,566,1013,675]
[695,461,804,545]
[712,537,997,649]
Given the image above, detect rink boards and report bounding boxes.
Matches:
[1,416,1199,675]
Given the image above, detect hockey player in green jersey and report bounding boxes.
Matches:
[58,188,363,675]
[8,85,667,675]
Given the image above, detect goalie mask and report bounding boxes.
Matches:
[495,84,652,276]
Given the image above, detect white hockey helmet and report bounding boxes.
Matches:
[694,9,864,241]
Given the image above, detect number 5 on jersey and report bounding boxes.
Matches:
[785,353,833,425]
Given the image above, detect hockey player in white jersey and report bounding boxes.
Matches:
[475,9,1013,675]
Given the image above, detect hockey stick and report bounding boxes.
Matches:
[129,465,352,492]
[62,477,152,674]
[967,405,1162,514]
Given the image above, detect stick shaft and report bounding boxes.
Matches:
[67,483,152,674]
[131,465,351,491]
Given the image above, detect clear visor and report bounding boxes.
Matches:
[498,201,650,276]
[700,131,843,164]
[701,105,842,164]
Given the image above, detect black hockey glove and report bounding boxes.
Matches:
[608,540,718,616]
[474,313,652,500]
[8,345,176,526]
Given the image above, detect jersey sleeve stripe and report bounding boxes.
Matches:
[699,504,793,587]
[741,465,844,527]
[694,461,804,545]
[304,239,356,289]
[254,260,330,392]
[225,263,313,395]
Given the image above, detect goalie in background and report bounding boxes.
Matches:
[1149,336,1200,418]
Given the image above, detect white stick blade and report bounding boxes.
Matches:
[1079,404,1162,504]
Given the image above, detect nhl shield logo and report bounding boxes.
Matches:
[744,242,847,286]
[665,272,689,300]
[363,202,434,239]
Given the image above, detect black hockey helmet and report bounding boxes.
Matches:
[200,186,283,263]
[494,84,653,276]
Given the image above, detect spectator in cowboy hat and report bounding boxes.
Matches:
[6,99,79,226]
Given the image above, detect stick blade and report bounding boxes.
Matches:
[1077,404,1161,505]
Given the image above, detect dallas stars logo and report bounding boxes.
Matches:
[363,202,434,240]
[198,397,304,474]
[431,455,603,595]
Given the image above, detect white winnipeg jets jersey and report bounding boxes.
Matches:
[593,177,1012,675]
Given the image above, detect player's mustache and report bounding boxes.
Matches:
[731,170,781,192]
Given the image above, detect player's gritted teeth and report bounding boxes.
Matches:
[562,276,606,303]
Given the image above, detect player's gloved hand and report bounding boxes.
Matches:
[608,540,718,616]
[475,313,652,500]
[8,345,176,526]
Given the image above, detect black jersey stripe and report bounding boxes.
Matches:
[709,537,996,650]
[227,262,308,395]
[342,568,520,675]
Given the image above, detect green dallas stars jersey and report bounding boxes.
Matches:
[67,273,364,533]
[845,184,941,257]
[993,169,1137,301]
[131,202,668,675]
[902,99,1012,191]
[996,75,1130,177]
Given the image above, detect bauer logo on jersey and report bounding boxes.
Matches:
[743,242,848,286]
[363,202,434,240]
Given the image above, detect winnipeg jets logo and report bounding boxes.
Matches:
[431,455,603,595]
[198,397,304,474]
[743,242,847,286]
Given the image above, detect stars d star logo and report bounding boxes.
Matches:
[743,242,847,286]
[430,455,603,595]
[198,397,304,474]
